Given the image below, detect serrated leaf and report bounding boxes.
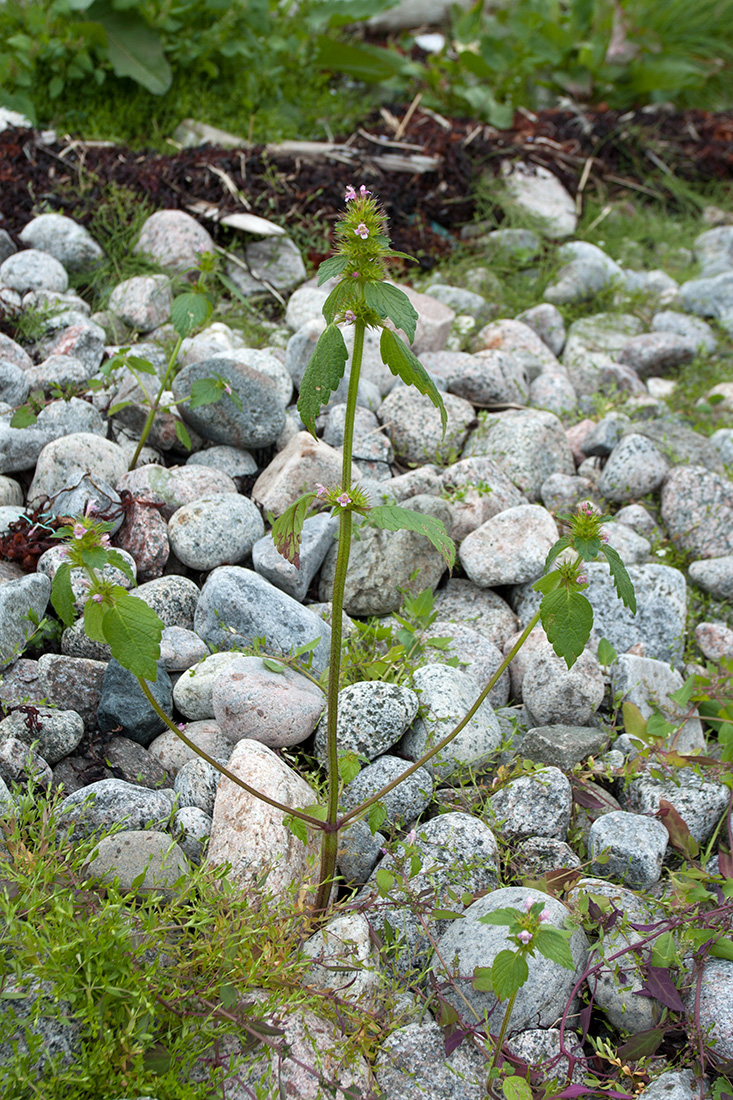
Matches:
[317,255,348,285]
[535,927,574,970]
[270,492,317,568]
[322,280,353,324]
[80,546,108,572]
[83,597,106,643]
[174,418,192,450]
[472,966,494,992]
[105,549,135,582]
[9,405,37,428]
[170,291,213,338]
[543,534,573,573]
[297,323,349,435]
[375,867,394,897]
[283,814,308,845]
[369,505,455,569]
[574,534,601,560]
[101,589,163,680]
[477,908,520,927]
[51,562,75,628]
[540,588,593,669]
[534,570,562,595]
[491,950,529,1001]
[380,327,447,433]
[597,637,617,665]
[338,752,361,786]
[368,802,386,835]
[189,377,224,409]
[601,543,637,613]
[262,658,285,673]
[364,282,418,343]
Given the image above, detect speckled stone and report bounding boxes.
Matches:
[432,578,518,648]
[86,830,188,899]
[19,213,104,272]
[27,433,127,509]
[588,811,668,888]
[59,778,174,839]
[598,434,670,502]
[462,408,575,500]
[489,766,572,841]
[108,275,172,332]
[523,649,605,727]
[661,465,733,558]
[129,575,201,630]
[314,680,418,764]
[459,504,558,587]
[212,654,324,747]
[117,463,237,521]
[0,573,51,671]
[167,493,264,570]
[0,707,83,765]
[688,555,733,600]
[341,755,433,829]
[148,719,233,777]
[97,658,173,747]
[378,386,476,466]
[252,511,336,602]
[172,358,286,449]
[133,209,215,275]
[0,248,68,293]
[0,737,52,787]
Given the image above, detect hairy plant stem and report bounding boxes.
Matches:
[313,318,365,915]
[487,989,518,1093]
[128,333,184,471]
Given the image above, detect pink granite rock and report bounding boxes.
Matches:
[252,432,361,519]
[212,655,324,747]
[114,498,170,581]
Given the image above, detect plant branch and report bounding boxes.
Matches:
[128,333,184,471]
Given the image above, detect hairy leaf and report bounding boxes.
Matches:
[101,588,163,681]
[369,505,455,569]
[170,291,213,337]
[574,534,601,561]
[270,492,317,568]
[543,534,573,573]
[380,328,447,432]
[368,802,387,835]
[540,588,593,668]
[83,597,105,643]
[601,543,636,612]
[262,658,285,673]
[375,867,394,897]
[317,255,348,284]
[106,549,135,582]
[297,323,349,434]
[534,570,562,595]
[338,752,361,786]
[322,280,353,324]
[472,966,494,992]
[189,377,225,409]
[364,281,418,343]
[477,907,519,927]
[91,2,172,93]
[50,562,75,629]
[535,927,574,969]
[491,950,529,1001]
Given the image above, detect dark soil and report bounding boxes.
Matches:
[1,105,732,267]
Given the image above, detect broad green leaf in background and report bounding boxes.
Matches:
[369,505,455,569]
[597,637,618,666]
[502,1075,533,1100]
[379,328,447,432]
[170,291,213,338]
[174,419,192,450]
[313,36,406,83]
[534,926,574,969]
[271,492,317,568]
[540,588,593,668]
[101,588,163,681]
[9,405,37,428]
[51,563,75,629]
[364,282,418,343]
[297,324,349,434]
[338,752,361,785]
[368,802,387,835]
[88,1,172,94]
[189,377,225,409]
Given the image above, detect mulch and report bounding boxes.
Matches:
[1,104,733,269]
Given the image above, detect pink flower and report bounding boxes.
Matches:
[99,534,111,549]
[600,531,609,543]
[344,185,357,202]
[577,572,588,585]
[343,310,356,324]
[315,483,327,498]
[177,722,187,732]
[223,382,232,396]
[72,523,86,539]
[352,271,360,278]
[354,223,369,239]
[539,909,550,923]
[57,547,69,559]
[405,829,417,845]
[91,593,103,604]
[84,501,99,516]
[359,185,372,198]
[336,492,352,507]
[518,930,533,945]
[524,897,534,912]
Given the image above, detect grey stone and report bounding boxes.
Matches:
[581,413,631,457]
[446,348,528,405]
[0,248,68,293]
[462,408,575,501]
[599,520,650,565]
[678,270,733,321]
[97,659,174,747]
[195,566,331,674]
[619,770,727,845]
[489,766,572,841]
[0,229,16,264]
[40,322,105,373]
[521,724,609,770]
[439,454,528,540]
[173,756,219,816]
[211,654,323,748]
[611,654,705,753]
[0,737,52,787]
[117,463,237,522]
[129,575,201,630]
[379,386,476,466]
[540,472,600,514]
[501,162,577,237]
[27,432,127,509]
[589,810,668,887]
[631,418,725,473]
[58,778,174,839]
[661,465,733,558]
[337,820,385,886]
[225,236,306,296]
[0,474,23,506]
[374,1019,486,1099]
[652,310,717,353]
[186,444,257,478]
[133,209,215,275]
[0,978,81,1079]
[340,754,432,828]
[315,680,418,764]
[712,428,733,468]
[426,282,487,315]
[618,332,698,376]
[692,958,733,1060]
[108,274,172,331]
[613,502,658,537]
[399,663,502,778]
[19,213,103,272]
[431,886,588,1031]
[252,512,336,601]
[172,653,241,721]
[529,369,577,415]
[545,257,618,304]
[0,360,29,407]
[516,302,566,355]
[523,649,604,727]
[432,578,518,647]
[204,347,292,406]
[562,312,644,395]
[641,1071,699,1100]
[0,331,33,371]
[0,422,51,473]
[458,503,558,587]
[172,357,286,448]
[511,838,582,879]
[484,227,541,259]
[0,573,51,671]
[86,829,188,899]
[688,555,733,600]
[159,626,209,672]
[318,496,451,616]
[0,707,83,765]
[43,474,123,534]
[60,619,111,661]
[599,434,670,502]
[422,621,510,708]
[167,493,264,571]
[583,562,687,665]
[172,805,211,865]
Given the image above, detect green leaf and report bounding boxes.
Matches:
[710,937,733,962]
[83,597,106,643]
[472,966,494,992]
[533,570,562,595]
[597,637,617,666]
[375,867,394,897]
[338,752,361,786]
[262,658,285,673]
[89,1,172,94]
[80,546,108,572]
[313,35,406,82]
[51,562,75,629]
[477,908,520,927]
[651,931,678,968]
[369,505,455,569]
[108,401,134,416]
[380,328,447,433]
[364,282,418,344]
[9,405,37,428]
[101,589,163,681]
[283,814,308,845]
[491,950,529,1001]
[188,377,225,409]
[368,802,387,835]
[542,534,573,573]
[601,543,637,613]
[297,324,349,435]
[125,355,157,375]
[534,927,574,969]
[174,418,192,450]
[321,280,353,324]
[574,534,601,560]
[502,1075,533,1100]
[105,549,135,582]
[317,255,348,285]
[270,492,317,568]
[170,291,213,337]
[622,702,648,739]
[540,588,593,669]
